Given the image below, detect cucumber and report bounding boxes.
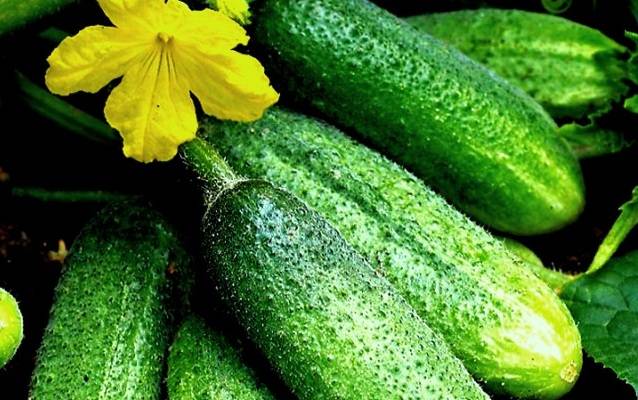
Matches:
[252,0,585,235]
[0,0,78,36]
[202,107,583,399]
[29,201,189,400]
[167,314,275,400]
[0,287,23,368]
[406,9,629,120]
[182,139,489,400]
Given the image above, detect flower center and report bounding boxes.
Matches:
[157,32,173,44]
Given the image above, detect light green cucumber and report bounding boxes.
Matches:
[183,139,489,400]
[0,287,23,368]
[252,0,585,235]
[406,9,629,120]
[167,314,275,400]
[202,107,583,399]
[29,201,190,400]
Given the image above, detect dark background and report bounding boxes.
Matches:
[1,0,637,398]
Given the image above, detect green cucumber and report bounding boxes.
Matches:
[29,201,189,400]
[202,107,583,399]
[183,139,489,400]
[406,9,629,120]
[252,0,585,235]
[0,0,78,36]
[167,314,275,400]
[0,287,23,368]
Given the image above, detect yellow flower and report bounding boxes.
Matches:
[210,0,251,24]
[45,0,279,163]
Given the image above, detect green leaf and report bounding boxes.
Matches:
[589,187,638,273]
[558,123,632,160]
[624,94,638,114]
[562,251,638,395]
[625,32,638,89]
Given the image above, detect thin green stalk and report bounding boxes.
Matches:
[180,139,240,199]
[11,187,132,203]
[501,238,579,293]
[589,186,638,273]
[15,71,238,198]
[15,71,119,144]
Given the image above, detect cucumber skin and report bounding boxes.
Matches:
[252,0,585,235]
[167,315,274,400]
[407,9,628,119]
[30,202,189,400]
[0,288,23,368]
[202,108,583,399]
[201,179,489,400]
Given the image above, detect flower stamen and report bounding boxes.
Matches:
[157,32,173,44]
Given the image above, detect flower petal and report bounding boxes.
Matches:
[178,47,279,121]
[174,8,248,50]
[45,26,149,95]
[97,0,165,31]
[209,0,251,25]
[104,45,197,163]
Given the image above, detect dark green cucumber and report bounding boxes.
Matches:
[406,9,629,120]
[252,0,585,235]
[30,201,189,400]
[183,139,489,399]
[167,314,275,400]
[0,0,78,36]
[0,287,23,368]
[202,108,583,399]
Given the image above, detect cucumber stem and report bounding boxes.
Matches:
[180,139,240,198]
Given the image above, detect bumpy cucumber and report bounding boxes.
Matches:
[202,108,583,399]
[30,201,189,400]
[183,139,489,400]
[167,314,274,400]
[407,9,629,119]
[252,0,585,235]
[0,287,23,368]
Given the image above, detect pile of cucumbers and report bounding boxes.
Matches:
[3,0,637,398]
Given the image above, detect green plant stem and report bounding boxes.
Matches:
[589,186,638,273]
[0,0,78,37]
[15,71,237,199]
[11,187,132,203]
[501,238,578,293]
[180,139,240,198]
[15,71,118,144]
